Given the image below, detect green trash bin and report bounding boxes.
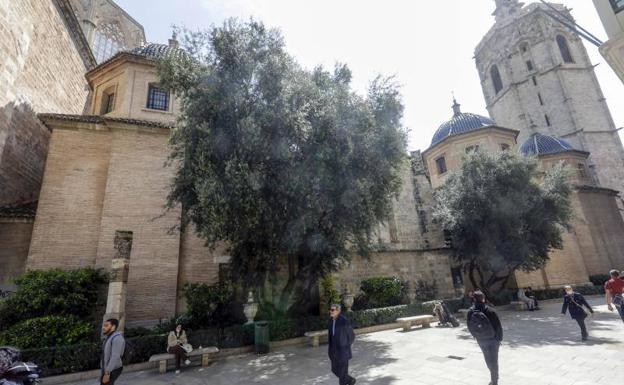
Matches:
[254,321,270,354]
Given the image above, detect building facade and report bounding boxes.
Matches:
[593,0,624,83]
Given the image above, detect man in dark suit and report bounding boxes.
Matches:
[467,291,503,385]
[328,304,356,385]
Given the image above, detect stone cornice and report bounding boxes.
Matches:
[54,0,97,69]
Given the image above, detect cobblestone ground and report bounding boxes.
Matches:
[69,296,624,385]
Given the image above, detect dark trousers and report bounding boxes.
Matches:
[330,359,353,385]
[575,317,588,339]
[100,367,122,385]
[477,339,500,384]
[168,345,188,370]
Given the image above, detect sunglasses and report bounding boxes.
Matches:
[329,308,338,312]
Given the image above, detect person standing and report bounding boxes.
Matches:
[328,304,356,385]
[168,324,191,374]
[561,285,594,341]
[467,291,503,385]
[101,318,125,385]
[605,269,624,322]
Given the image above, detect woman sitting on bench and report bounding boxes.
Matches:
[168,324,191,373]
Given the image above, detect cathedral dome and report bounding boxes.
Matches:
[519,133,574,156]
[431,100,495,146]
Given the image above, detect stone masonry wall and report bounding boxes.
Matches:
[0,220,34,284]
[0,0,90,205]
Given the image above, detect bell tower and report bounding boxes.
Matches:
[475,1,624,194]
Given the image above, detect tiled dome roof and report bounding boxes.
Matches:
[126,43,186,60]
[519,133,574,156]
[431,100,495,146]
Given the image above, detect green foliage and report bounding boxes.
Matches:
[0,316,93,349]
[414,279,438,302]
[354,277,408,309]
[159,20,407,314]
[0,268,107,330]
[589,274,610,287]
[319,275,341,314]
[531,284,604,300]
[433,151,572,297]
[183,282,244,327]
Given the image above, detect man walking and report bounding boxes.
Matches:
[467,291,503,385]
[605,269,624,322]
[101,318,125,385]
[328,304,356,385]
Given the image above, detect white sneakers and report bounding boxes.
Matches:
[184,359,191,366]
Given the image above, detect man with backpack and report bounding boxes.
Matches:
[101,318,125,385]
[467,291,503,385]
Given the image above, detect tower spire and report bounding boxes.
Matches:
[493,0,524,22]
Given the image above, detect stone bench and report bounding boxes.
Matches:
[396,315,435,332]
[304,330,328,347]
[149,346,219,374]
[510,301,526,311]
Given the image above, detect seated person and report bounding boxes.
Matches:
[167,324,191,373]
[525,286,539,310]
[517,288,536,311]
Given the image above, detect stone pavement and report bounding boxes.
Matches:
[69,296,624,385]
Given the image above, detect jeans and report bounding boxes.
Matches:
[100,367,122,385]
[477,339,500,384]
[575,317,588,339]
[616,304,624,323]
[330,359,354,385]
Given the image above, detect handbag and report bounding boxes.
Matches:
[181,343,193,353]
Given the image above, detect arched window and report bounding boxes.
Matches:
[93,23,126,63]
[556,35,574,64]
[491,65,503,95]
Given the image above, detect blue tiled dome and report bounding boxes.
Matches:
[127,43,186,60]
[431,101,495,146]
[519,133,574,156]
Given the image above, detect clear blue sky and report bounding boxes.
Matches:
[116,0,624,151]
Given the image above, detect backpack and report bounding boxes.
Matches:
[111,334,134,365]
[467,308,496,339]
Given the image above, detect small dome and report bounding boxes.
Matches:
[519,133,574,156]
[126,43,186,61]
[431,100,495,146]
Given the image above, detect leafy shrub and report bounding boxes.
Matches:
[320,275,341,315]
[0,268,107,330]
[414,279,437,302]
[353,277,408,310]
[531,285,604,300]
[183,282,244,328]
[589,274,610,287]
[0,316,93,349]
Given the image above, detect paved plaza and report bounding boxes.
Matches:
[69,296,624,385]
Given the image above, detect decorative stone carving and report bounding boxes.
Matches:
[243,291,258,325]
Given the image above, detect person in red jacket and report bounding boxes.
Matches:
[605,269,624,323]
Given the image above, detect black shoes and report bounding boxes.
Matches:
[349,377,357,385]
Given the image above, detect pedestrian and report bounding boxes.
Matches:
[167,324,192,374]
[100,318,125,385]
[328,304,356,385]
[561,285,594,341]
[467,291,503,385]
[605,269,624,322]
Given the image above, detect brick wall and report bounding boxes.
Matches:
[0,219,34,283]
[0,0,90,205]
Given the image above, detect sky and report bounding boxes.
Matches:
[116,0,624,152]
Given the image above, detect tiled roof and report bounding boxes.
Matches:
[91,43,187,72]
[431,112,496,146]
[37,114,174,129]
[519,133,576,156]
[0,201,37,219]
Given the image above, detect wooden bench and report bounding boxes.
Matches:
[510,301,526,311]
[396,315,435,332]
[304,330,328,347]
[149,346,219,374]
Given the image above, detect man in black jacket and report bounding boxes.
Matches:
[328,304,356,385]
[467,291,503,385]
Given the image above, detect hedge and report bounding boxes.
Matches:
[0,316,93,349]
[24,301,442,377]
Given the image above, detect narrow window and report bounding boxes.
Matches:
[100,87,115,115]
[578,163,588,178]
[500,143,510,152]
[526,60,534,71]
[545,114,551,126]
[465,145,479,154]
[436,156,447,175]
[609,0,624,14]
[491,65,503,95]
[538,93,544,105]
[520,43,528,53]
[146,84,170,111]
[532,76,538,86]
[557,35,574,64]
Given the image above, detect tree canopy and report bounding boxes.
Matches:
[159,20,407,314]
[432,151,572,297]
